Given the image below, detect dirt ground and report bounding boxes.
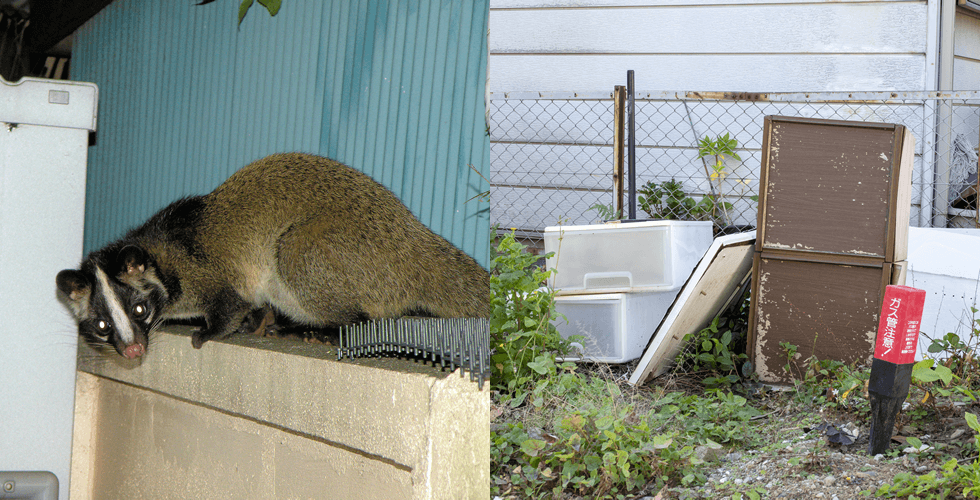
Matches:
[661,405,973,499]
[492,360,980,500]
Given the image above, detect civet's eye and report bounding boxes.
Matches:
[132,302,150,320]
[94,319,112,337]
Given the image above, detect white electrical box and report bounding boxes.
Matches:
[0,76,98,500]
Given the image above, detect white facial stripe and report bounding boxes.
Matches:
[95,266,136,345]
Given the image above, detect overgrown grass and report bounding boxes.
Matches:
[490,237,980,499]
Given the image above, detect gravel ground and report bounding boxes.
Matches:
[659,403,976,499]
[666,430,923,499]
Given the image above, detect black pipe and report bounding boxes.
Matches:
[627,70,636,220]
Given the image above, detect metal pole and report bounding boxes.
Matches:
[627,70,636,220]
[932,0,956,228]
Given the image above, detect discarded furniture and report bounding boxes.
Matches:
[629,231,757,385]
[748,116,914,384]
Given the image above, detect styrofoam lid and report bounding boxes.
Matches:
[907,227,980,279]
[544,220,712,234]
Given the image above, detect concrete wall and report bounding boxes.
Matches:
[71,327,489,500]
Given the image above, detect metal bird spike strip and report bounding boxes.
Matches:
[337,317,490,388]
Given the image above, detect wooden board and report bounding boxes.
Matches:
[628,231,756,386]
[757,116,914,262]
[748,252,900,384]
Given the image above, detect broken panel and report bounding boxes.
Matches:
[750,116,913,384]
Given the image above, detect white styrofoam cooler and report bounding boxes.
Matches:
[555,289,682,363]
[1,76,98,500]
[543,220,714,294]
[907,227,980,359]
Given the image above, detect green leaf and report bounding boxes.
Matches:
[520,439,546,457]
[966,412,980,433]
[720,330,732,346]
[238,0,254,24]
[934,363,954,385]
[912,359,942,383]
[595,415,615,430]
[526,356,553,375]
[946,332,961,342]
[652,434,673,449]
[257,0,281,16]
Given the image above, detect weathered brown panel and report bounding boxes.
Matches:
[756,116,912,262]
[749,254,892,384]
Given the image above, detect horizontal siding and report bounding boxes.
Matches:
[488,0,930,92]
[954,57,980,90]
[492,0,914,6]
[490,53,927,93]
[490,4,927,54]
[954,11,980,90]
[72,0,491,266]
[956,9,980,59]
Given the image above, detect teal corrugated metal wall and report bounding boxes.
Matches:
[71,0,490,266]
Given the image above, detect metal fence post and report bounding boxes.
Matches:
[613,85,626,217]
[627,71,636,220]
[933,97,954,227]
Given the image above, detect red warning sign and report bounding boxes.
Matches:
[873,285,926,365]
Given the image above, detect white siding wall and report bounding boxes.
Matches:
[954,11,980,89]
[486,1,980,234]
[489,0,931,93]
[951,11,980,227]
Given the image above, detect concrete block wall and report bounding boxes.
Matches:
[71,327,489,499]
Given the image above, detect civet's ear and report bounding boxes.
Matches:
[56,269,91,302]
[56,269,92,318]
[116,245,149,278]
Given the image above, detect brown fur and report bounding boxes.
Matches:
[60,153,490,353]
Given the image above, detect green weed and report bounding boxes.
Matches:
[876,413,980,498]
[490,230,577,398]
[587,202,623,223]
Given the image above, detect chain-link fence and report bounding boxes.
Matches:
[489,90,980,249]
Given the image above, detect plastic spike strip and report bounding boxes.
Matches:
[337,317,490,388]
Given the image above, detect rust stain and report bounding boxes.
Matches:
[685,91,769,101]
